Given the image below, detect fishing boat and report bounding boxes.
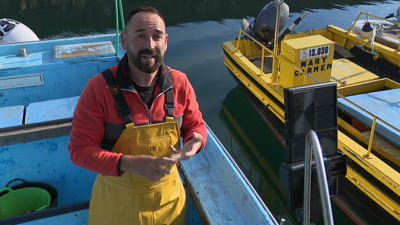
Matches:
[0,1,278,225]
[222,0,400,224]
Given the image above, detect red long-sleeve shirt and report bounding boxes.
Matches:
[68,55,207,176]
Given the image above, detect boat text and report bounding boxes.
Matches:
[300,45,330,60]
[295,56,332,76]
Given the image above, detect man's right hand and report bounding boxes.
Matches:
[119,155,177,181]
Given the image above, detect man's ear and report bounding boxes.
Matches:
[121,32,127,50]
[165,33,168,51]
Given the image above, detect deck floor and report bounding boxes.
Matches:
[249,57,273,74]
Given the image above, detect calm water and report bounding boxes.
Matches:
[1,0,398,224]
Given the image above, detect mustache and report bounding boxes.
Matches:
[138,49,160,57]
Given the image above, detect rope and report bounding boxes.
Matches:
[355,15,380,60]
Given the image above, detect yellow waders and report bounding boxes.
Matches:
[88,117,186,225]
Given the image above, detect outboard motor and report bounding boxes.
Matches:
[0,18,39,44]
[241,1,289,45]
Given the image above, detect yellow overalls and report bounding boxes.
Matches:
[88,114,186,223]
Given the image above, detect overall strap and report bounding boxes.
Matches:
[101,68,175,124]
[164,66,175,120]
[165,88,175,119]
[101,69,133,124]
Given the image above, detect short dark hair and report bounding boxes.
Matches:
[125,6,165,26]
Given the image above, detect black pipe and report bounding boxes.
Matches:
[278,11,309,43]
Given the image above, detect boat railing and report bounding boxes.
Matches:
[236,29,320,86]
[235,30,274,78]
[348,11,400,51]
[235,29,400,158]
[304,130,334,225]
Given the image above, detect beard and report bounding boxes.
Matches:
[127,48,163,73]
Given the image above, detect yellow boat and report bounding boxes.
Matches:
[222,1,400,224]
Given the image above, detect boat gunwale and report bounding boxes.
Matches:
[0,200,89,225]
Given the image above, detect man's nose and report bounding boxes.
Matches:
[144,36,156,50]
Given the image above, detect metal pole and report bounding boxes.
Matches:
[303,133,312,225]
[365,116,377,157]
[304,130,334,225]
[271,0,283,84]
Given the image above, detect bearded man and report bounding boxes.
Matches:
[68,6,207,225]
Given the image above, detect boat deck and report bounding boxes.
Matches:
[249,57,273,74]
[331,58,380,86]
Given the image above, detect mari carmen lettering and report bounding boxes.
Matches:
[295,56,332,76]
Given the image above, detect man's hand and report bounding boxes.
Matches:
[120,155,177,181]
[169,132,203,161]
[120,133,203,180]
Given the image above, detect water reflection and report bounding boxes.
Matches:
[0,0,393,39]
[220,85,294,223]
[1,0,390,13]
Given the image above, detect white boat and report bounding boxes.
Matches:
[350,9,400,50]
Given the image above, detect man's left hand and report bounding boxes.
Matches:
[169,132,202,161]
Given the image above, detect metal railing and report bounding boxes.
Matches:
[303,130,334,225]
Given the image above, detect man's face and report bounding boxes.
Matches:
[122,12,168,73]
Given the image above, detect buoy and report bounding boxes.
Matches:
[360,21,375,39]
[0,18,39,44]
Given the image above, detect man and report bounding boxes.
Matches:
[68,6,207,225]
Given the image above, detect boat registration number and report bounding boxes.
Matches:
[300,45,330,60]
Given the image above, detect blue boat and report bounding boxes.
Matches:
[0,3,278,224]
